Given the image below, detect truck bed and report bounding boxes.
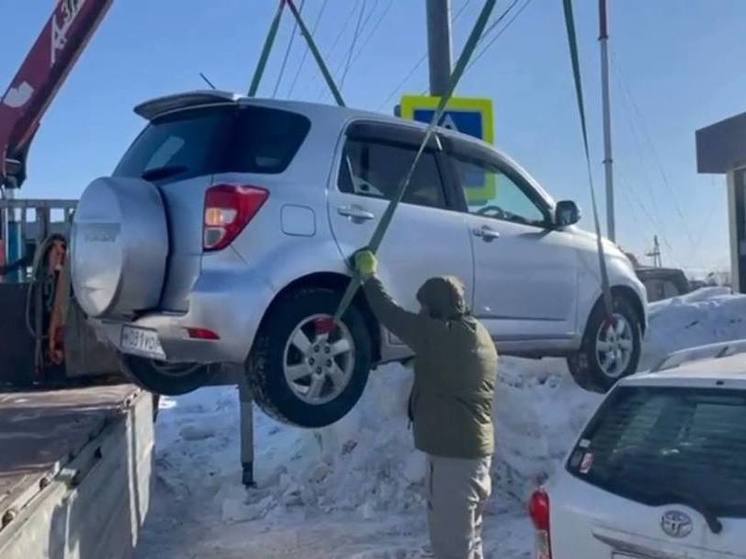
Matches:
[0,384,154,559]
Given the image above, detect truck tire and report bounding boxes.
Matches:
[247,287,372,428]
[118,354,217,395]
[567,295,642,393]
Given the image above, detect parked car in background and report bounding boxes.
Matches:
[71,90,647,428]
[531,340,746,559]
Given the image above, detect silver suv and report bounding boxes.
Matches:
[71,90,647,428]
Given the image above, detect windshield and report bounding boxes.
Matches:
[567,385,746,518]
[114,105,310,182]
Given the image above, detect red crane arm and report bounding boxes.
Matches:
[0,0,113,186]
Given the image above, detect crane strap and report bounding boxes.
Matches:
[334,0,499,322]
[562,0,614,319]
[249,0,345,107]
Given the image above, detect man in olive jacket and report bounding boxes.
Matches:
[354,250,498,559]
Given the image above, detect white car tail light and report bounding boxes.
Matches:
[529,489,552,559]
[204,184,268,251]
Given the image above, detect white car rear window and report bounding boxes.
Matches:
[567,385,746,518]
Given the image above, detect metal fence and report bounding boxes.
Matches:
[0,198,77,282]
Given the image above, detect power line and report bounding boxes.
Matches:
[616,170,684,268]
[347,0,395,69]
[310,1,360,100]
[465,0,533,72]
[375,0,477,111]
[287,0,329,98]
[611,63,669,235]
[272,0,305,98]
[481,0,522,38]
[340,0,367,90]
[611,56,697,255]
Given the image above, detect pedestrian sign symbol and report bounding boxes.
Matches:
[400,95,495,204]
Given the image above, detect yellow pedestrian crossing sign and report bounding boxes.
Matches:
[400,95,495,204]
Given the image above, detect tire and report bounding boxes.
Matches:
[247,287,372,428]
[567,295,642,393]
[118,354,217,395]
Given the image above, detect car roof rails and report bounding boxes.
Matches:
[650,339,746,373]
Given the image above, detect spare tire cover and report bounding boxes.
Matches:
[71,177,169,318]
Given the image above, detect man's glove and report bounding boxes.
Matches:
[354,249,378,280]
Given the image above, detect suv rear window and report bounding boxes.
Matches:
[114,105,310,181]
[567,385,746,517]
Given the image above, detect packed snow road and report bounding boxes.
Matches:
[134,288,746,559]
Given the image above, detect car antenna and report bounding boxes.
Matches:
[199,72,217,90]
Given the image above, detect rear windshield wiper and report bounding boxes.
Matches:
[141,165,187,182]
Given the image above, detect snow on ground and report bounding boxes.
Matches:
[135,288,746,559]
[641,287,746,369]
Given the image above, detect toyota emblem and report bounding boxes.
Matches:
[661,510,693,538]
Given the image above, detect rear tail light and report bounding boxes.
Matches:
[529,489,552,559]
[204,184,268,251]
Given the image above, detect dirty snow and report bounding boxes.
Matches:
[135,288,746,559]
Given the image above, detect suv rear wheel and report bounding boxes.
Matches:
[118,354,217,395]
[247,287,372,428]
[567,295,642,393]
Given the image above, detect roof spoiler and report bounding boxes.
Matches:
[134,90,242,120]
[651,339,746,373]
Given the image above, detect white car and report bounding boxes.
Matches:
[531,340,746,559]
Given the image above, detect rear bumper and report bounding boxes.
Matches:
[95,269,275,364]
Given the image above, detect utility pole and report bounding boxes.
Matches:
[426,0,453,96]
[599,0,615,241]
[646,235,662,267]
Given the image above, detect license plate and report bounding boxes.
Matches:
[121,326,166,360]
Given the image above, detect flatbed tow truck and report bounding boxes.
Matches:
[1,2,269,553]
[0,3,156,557]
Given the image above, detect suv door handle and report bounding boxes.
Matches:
[337,205,375,222]
[473,225,501,241]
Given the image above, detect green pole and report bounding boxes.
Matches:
[286,0,346,107]
[248,0,286,97]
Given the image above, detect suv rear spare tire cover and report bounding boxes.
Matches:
[71,176,169,318]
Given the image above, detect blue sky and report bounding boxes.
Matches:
[0,0,741,272]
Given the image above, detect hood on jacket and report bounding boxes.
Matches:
[416,276,467,320]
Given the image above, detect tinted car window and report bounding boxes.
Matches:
[114,105,310,182]
[450,153,548,227]
[567,385,746,517]
[338,139,447,210]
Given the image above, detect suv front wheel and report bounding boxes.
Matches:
[567,295,642,393]
[247,287,372,428]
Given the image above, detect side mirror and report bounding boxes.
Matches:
[554,200,581,227]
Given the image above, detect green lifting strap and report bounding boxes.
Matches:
[248,0,285,97]
[333,0,499,322]
[562,0,614,319]
[286,0,345,107]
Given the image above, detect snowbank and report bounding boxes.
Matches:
[641,287,746,369]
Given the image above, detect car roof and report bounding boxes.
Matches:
[133,90,555,204]
[623,351,746,389]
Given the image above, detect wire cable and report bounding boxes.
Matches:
[287,0,329,98]
[612,57,697,253]
[347,0,395,69]
[375,0,478,111]
[465,0,533,72]
[340,0,367,90]
[272,0,305,98]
